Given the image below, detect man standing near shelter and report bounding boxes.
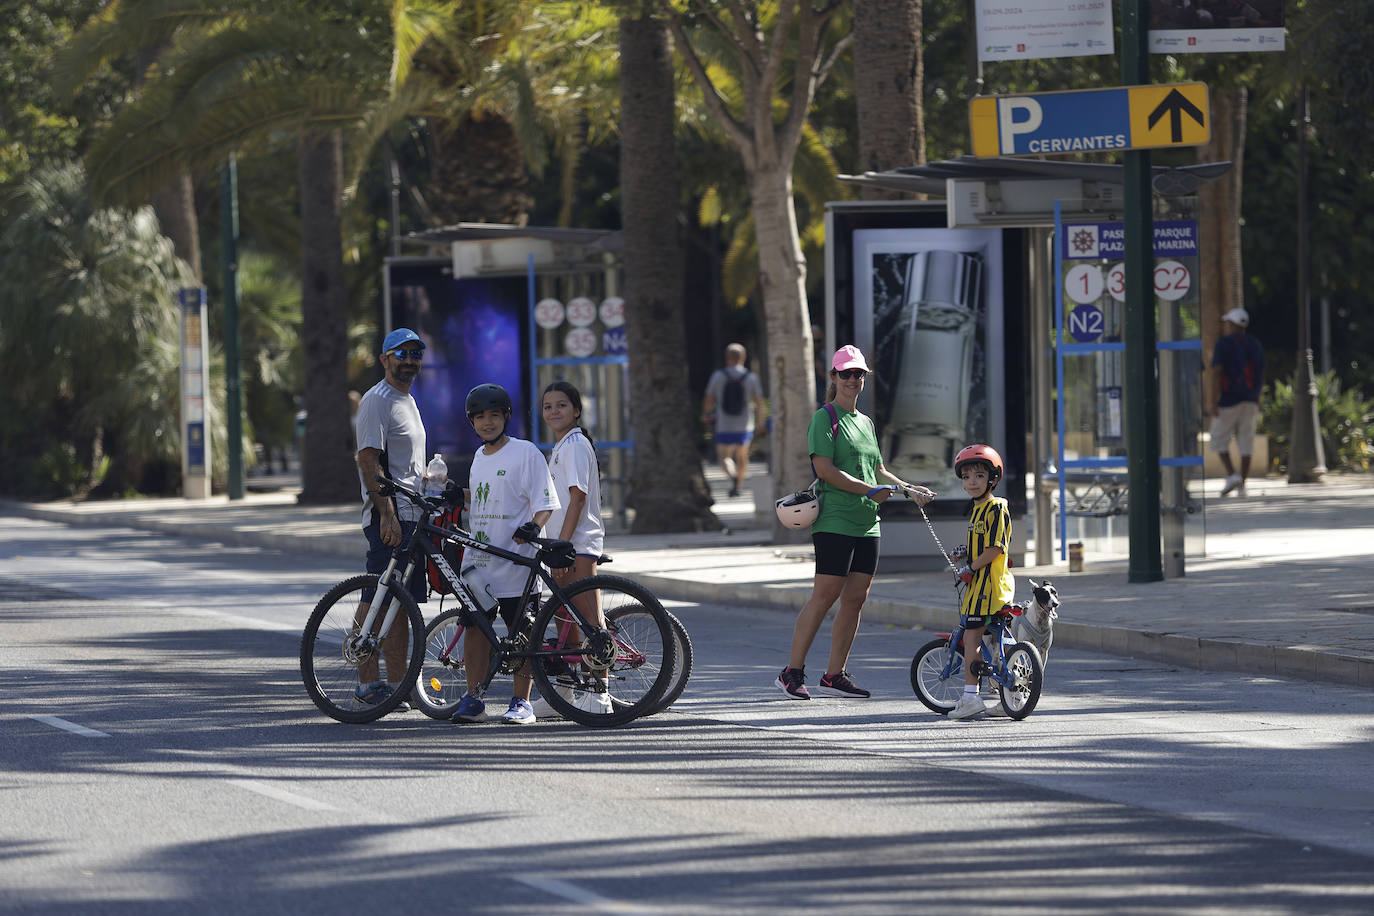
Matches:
[702,343,766,497]
[352,327,429,711]
[1209,307,1265,497]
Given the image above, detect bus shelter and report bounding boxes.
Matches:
[831,156,1230,575]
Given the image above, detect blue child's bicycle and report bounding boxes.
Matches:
[905,534,1045,720]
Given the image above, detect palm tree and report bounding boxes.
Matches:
[618,7,719,532]
[0,160,198,497]
[852,0,924,188]
[57,1,414,502]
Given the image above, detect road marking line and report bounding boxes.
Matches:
[226,779,338,811]
[30,715,110,738]
[516,875,652,913]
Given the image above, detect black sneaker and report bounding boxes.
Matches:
[816,669,871,698]
[774,666,810,700]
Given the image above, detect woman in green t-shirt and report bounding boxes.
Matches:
[775,345,935,700]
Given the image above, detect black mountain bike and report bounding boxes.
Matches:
[300,475,677,727]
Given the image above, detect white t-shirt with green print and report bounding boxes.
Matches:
[467,437,560,598]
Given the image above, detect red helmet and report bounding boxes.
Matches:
[954,444,1004,487]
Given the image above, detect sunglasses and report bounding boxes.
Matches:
[389,348,424,361]
[835,368,867,380]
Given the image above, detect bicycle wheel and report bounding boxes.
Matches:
[603,605,693,716]
[530,575,675,727]
[414,606,504,719]
[910,637,965,715]
[998,642,1044,720]
[300,574,425,724]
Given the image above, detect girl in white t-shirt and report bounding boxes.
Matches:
[536,380,611,716]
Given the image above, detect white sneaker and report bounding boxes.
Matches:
[948,695,988,720]
[573,688,614,715]
[1220,473,1243,496]
[984,700,1011,718]
[530,685,574,719]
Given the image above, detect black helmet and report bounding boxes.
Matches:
[465,383,512,417]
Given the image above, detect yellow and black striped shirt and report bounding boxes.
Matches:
[960,495,1015,616]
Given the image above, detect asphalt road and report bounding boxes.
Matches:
[3,516,1373,914]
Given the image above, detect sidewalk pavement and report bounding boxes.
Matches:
[8,468,1374,689]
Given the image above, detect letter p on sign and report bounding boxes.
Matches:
[998,98,1042,155]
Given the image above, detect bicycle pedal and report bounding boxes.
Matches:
[971,661,993,677]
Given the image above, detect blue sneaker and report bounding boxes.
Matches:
[500,697,536,725]
[450,693,487,724]
[354,680,410,712]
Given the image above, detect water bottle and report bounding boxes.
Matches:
[459,562,499,614]
[424,453,448,498]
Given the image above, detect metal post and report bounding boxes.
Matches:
[1122,0,1162,581]
[221,155,244,500]
[1288,87,1327,483]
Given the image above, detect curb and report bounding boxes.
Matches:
[10,500,1373,690]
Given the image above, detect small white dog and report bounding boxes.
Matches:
[1012,579,1060,666]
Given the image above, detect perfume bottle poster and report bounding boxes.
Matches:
[852,228,1005,497]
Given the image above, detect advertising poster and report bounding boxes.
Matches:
[388,263,529,462]
[852,228,1006,498]
[975,0,1114,62]
[1149,0,1285,53]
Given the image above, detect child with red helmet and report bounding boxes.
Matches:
[949,444,1016,719]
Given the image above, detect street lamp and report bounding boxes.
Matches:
[1289,87,1326,484]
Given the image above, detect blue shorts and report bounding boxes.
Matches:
[361,515,427,603]
[715,430,753,446]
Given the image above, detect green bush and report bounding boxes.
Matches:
[1259,371,1374,472]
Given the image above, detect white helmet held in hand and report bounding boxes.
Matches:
[775,481,821,530]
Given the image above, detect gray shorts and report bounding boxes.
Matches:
[1210,401,1259,456]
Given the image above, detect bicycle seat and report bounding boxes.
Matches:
[596,554,613,565]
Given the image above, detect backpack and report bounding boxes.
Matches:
[720,370,749,416]
[426,503,464,596]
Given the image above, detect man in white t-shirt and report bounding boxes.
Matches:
[351,327,429,712]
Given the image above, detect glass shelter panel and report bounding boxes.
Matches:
[1052,211,1206,568]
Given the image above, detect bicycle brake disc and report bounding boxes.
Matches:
[583,629,617,671]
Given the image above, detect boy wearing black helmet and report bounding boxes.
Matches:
[949,444,1015,720]
[451,383,560,726]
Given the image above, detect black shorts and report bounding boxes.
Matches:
[490,596,528,633]
[812,532,881,578]
[361,515,427,603]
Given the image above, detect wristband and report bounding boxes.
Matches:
[865,486,884,499]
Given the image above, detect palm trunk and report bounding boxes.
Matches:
[853,0,925,194]
[1198,87,1247,405]
[297,127,357,504]
[620,12,718,532]
[152,170,202,281]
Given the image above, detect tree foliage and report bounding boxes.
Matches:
[0,160,200,497]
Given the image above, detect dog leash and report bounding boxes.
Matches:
[913,496,960,575]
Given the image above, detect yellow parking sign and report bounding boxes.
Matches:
[1127,83,1209,149]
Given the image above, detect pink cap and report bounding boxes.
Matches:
[831,345,870,373]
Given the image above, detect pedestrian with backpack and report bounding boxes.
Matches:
[775,345,935,700]
[702,343,766,497]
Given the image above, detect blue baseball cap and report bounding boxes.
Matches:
[382,327,423,353]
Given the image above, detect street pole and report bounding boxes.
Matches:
[1122,0,1163,582]
[221,155,244,500]
[1288,87,1327,483]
